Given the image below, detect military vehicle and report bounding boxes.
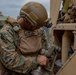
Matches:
[49,0,76,75]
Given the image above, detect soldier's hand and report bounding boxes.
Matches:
[38,55,48,66]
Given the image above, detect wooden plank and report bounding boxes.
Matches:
[56,52,76,75]
[53,23,76,30]
[50,0,62,26]
[50,0,56,19]
[50,0,62,44]
[62,31,72,65]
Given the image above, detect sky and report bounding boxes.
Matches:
[0,0,50,19]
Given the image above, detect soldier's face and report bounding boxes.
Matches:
[23,18,40,31]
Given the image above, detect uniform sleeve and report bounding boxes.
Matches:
[0,24,38,74]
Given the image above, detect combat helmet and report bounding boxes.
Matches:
[20,2,48,27]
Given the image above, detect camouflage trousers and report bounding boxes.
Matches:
[0,61,31,75]
[1,70,31,75]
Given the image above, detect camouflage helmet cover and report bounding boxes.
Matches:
[20,2,48,27]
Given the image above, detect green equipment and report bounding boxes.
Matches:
[0,16,8,29]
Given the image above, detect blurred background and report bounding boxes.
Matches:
[0,0,50,19]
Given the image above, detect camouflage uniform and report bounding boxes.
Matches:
[0,23,38,74]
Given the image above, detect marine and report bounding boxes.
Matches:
[0,2,50,75]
